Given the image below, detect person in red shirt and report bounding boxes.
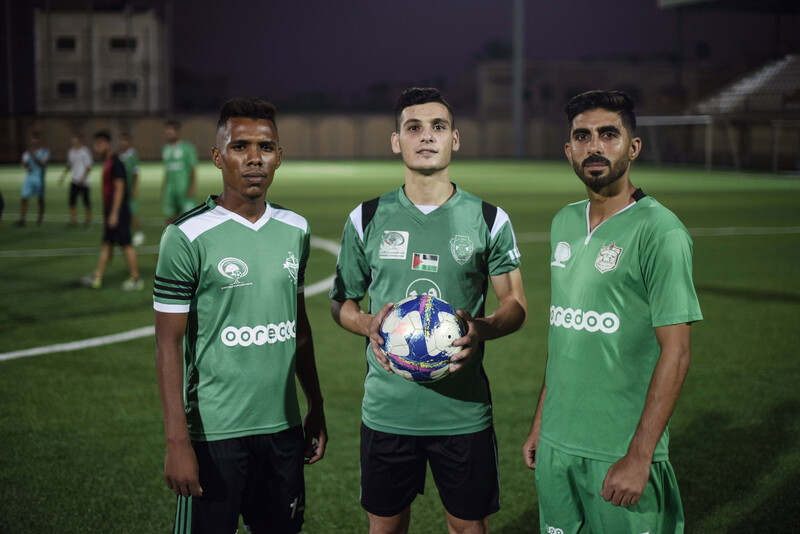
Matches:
[80,130,142,291]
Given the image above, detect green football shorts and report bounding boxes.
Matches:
[534,440,684,534]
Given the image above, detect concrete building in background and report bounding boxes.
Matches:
[34,8,168,114]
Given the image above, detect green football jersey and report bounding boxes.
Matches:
[119,147,140,197]
[540,191,702,463]
[330,185,521,436]
[153,196,309,441]
[162,140,197,192]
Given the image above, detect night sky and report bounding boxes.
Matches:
[1,0,796,113]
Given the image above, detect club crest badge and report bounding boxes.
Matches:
[380,230,409,260]
[450,235,474,265]
[551,241,571,268]
[595,242,623,273]
[283,251,300,284]
[218,257,253,289]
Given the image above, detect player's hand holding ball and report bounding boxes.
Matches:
[450,309,478,373]
[369,302,395,372]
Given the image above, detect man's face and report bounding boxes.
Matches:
[391,102,459,175]
[30,136,41,150]
[212,117,282,201]
[93,137,110,158]
[165,125,179,143]
[120,137,131,152]
[564,108,641,193]
[70,135,81,148]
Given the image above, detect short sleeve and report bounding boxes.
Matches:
[487,207,522,276]
[112,158,127,181]
[642,228,703,327]
[329,207,371,302]
[153,225,198,313]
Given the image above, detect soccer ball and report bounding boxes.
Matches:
[379,295,466,383]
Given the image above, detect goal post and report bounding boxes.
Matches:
[637,115,714,170]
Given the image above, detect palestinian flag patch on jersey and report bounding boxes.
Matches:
[412,253,439,272]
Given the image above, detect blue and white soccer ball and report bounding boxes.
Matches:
[379,295,466,383]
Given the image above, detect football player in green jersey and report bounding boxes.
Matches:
[155,98,327,533]
[331,88,527,534]
[119,133,145,245]
[162,119,198,223]
[523,90,702,533]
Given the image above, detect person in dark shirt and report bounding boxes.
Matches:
[80,130,142,291]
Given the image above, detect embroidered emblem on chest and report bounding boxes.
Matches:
[551,241,571,268]
[450,235,474,265]
[218,257,253,290]
[283,251,300,284]
[380,230,409,260]
[595,242,623,273]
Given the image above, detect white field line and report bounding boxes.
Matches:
[0,327,157,362]
[0,236,340,362]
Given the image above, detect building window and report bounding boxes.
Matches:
[55,36,76,52]
[110,80,138,98]
[57,81,78,99]
[109,37,137,52]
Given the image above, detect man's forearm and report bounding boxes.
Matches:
[474,297,527,342]
[627,338,690,460]
[331,299,372,337]
[156,343,191,446]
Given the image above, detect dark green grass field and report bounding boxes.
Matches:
[1,160,799,533]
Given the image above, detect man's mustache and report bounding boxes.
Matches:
[582,155,610,167]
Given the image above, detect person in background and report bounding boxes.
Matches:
[59,132,93,228]
[16,131,50,227]
[162,119,198,224]
[80,130,142,291]
[120,133,145,246]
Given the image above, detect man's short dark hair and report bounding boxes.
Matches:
[93,130,111,142]
[165,119,181,129]
[394,87,455,132]
[565,90,636,135]
[216,97,278,133]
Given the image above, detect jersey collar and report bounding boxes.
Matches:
[397,182,461,223]
[209,195,272,231]
[583,189,646,245]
